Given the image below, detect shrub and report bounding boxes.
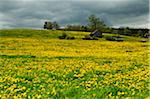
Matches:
[58,33,67,39]
[106,36,124,42]
[58,33,75,40]
[66,36,75,40]
[106,36,116,41]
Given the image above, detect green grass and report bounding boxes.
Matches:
[0,29,149,98]
[0,29,147,41]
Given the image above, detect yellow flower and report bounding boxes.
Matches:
[51,88,57,96]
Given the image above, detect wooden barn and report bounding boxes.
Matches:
[90,29,102,38]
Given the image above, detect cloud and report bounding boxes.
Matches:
[0,0,149,29]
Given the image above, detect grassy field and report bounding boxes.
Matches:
[0,29,149,98]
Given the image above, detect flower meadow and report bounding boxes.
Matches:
[0,29,149,98]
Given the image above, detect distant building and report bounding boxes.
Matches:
[90,29,102,38]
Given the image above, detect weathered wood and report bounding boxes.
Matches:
[90,29,102,38]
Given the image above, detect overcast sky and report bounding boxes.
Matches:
[0,0,149,29]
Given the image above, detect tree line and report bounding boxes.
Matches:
[44,15,108,32]
[43,15,149,38]
[112,27,149,38]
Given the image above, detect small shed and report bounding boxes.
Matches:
[90,29,102,38]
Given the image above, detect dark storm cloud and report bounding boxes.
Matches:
[0,0,149,29]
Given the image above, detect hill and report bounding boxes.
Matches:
[0,29,149,98]
[0,29,148,41]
